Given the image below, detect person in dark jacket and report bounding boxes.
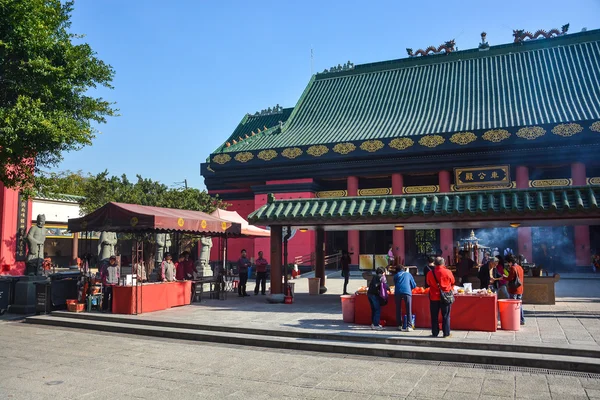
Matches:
[254,251,268,295]
[340,250,352,295]
[367,267,387,330]
[423,256,435,288]
[237,249,251,297]
[394,266,417,331]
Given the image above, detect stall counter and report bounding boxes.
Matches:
[112,281,192,314]
[354,293,497,332]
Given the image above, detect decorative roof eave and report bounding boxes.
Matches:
[248,186,600,226]
[208,119,600,167]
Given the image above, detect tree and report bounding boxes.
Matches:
[0,0,116,189]
[36,170,228,215]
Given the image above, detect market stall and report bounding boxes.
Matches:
[353,288,498,332]
[68,202,242,314]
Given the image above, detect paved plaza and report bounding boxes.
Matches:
[103,272,600,349]
[1,322,600,400]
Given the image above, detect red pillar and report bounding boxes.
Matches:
[516,166,533,263]
[347,176,360,264]
[72,233,79,265]
[438,171,453,260]
[572,162,590,267]
[0,184,29,275]
[392,173,405,264]
[270,225,283,294]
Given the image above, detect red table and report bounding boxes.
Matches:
[354,293,497,332]
[112,281,192,314]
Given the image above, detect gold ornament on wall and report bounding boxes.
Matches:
[281,147,303,159]
[530,179,572,188]
[552,123,583,137]
[588,177,600,185]
[591,121,600,133]
[316,190,348,198]
[516,126,546,140]
[419,135,445,148]
[450,132,477,145]
[212,154,232,164]
[234,152,254,163]
[307,145,329,157]
[257,149,278,161]
[404,185,439,194]
[333,142,357,155]
[360,140,384,152]
[482,129,511,143]
[389,137,414,150]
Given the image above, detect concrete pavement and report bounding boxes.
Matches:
[2,322,600,399]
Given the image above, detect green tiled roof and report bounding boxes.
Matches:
[35,193,84,203]
[224,30,600,153]
[248,186,600,225]
[215,108,293,153]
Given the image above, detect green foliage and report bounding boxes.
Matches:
[36,170,228,216]
[0,0,117,189]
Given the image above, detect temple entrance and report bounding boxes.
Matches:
[359,230,393,255]
[405,229,439,269]
[532,226,575,274]
[325,231,347,254]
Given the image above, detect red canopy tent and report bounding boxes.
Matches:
[68,202,241,235]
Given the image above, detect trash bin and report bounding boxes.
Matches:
[308,277,321,295]
[340,295,355,323]
[35,281,52,315]
[498,299,521,331]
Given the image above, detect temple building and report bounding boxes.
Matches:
[203,26,600,272]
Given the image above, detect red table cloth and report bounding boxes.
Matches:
[112,281,192,314]
[354,293,497,332]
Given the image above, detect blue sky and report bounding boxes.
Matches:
[57,0,600,190]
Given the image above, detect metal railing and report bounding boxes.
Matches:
[294,251,342,269]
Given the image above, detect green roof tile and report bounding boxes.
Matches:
[221,30,600,153]
[248,186,600,225]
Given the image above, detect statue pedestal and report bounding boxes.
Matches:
[10,275,48,314]
[195,261,213,291]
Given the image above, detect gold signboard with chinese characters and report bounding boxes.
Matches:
[454,165,511,189]
[15,194,28,261]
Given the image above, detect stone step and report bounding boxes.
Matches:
[47,310,600,360]
[25,314,600,374]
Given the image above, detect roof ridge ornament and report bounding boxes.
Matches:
[478,32,490,51]
[513,23,569,44]
[406,40,456,57]
[318,60,354,75]
[251,104,284,116]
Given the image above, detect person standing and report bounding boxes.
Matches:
[394,266,417,331]
[367,267,387,330]
[426,257,455,338]
[506,255,525,325]
[340,250,352,295]
[101,255,120,312]
[387,245,394,268]
[254,251,268,295]
[160,253,176,282]
[237,249,251,297]
[423,256,435,288]
[456,251,474,285]
[492,256,510,299]
[182,251,195,280]
[175,254,186,281]
[478,252,491,289]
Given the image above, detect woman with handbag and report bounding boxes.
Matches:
[367,267,388,330]
[425,257,455,338]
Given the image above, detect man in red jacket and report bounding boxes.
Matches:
[426,257,455,338]
[254,251,268,295]
[506,254,525,325]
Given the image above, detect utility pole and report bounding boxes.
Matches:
[184,179,188,190]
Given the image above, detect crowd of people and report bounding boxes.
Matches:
[366,253,525,337]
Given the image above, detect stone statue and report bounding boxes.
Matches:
[199,236,213,266]
[25,214,46,275]
[155,233,172,264]
[98,232,117,263]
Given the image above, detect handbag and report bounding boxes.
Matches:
[507,266,522,289]
[431,268,455,305]
[379,278,389,306]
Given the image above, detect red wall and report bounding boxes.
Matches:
[0,184,30,275]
